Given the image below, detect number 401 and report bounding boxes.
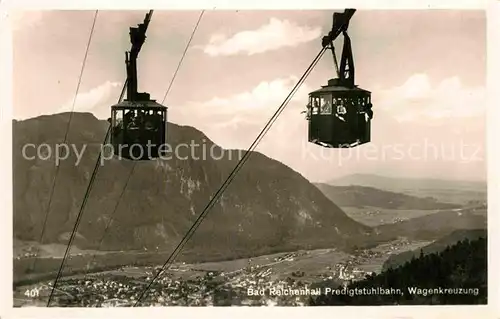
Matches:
[24,288,39,298]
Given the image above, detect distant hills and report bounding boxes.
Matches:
[382,229,487,271]
[327,174,487,205]
[329,174,486,192]
[314,183,459,210]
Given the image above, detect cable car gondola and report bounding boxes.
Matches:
[108,11,168,160]
[306,9,373,148]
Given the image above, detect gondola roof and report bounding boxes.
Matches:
[309,84,371,95]
[111,100,168,110]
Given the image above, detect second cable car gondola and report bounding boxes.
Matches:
[306,9,373,148]
[108,11,167,161]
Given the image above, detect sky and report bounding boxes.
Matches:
[11,10,487,182]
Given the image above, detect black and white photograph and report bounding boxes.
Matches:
[3,2,498,315]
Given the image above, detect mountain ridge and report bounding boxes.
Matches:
[314,183,460,210]
[327,173,487,192]
[13,112,372,260]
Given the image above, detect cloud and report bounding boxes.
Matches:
[171,76,311,119]
[167,72,485,182]
[170,73,485,152]
[199,18,321,56]
[58,74,483,182]
[173,73,486,150]
[57,81,123,119]
[200,76,311,112]
[375,74,486,122]
[168,76,312,148]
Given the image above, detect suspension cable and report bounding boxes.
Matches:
[80,75,130,276]
[53,76,128,296]
[31,10,99,274]
[46,127,110,306]
[84,162,137,276]
[46,9,155,305]
[46,81,127,306]
[81,10,204,281]
[161,10,204,104]
[133,46,327,306]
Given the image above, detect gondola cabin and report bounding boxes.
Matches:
[108,11,168,160]
[110,97,167,160]
[306,9,373,148]
[307,78,371,148]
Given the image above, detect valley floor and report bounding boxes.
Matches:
[13,237,431,307]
